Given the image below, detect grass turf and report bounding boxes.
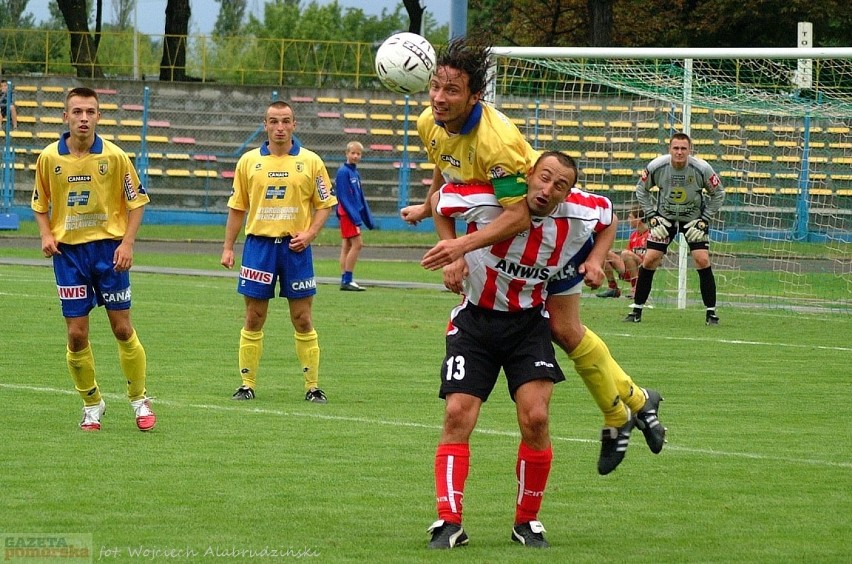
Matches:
[0,261,849,562]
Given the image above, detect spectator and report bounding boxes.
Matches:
[335,140,374,291]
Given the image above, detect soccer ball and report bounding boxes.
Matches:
[374,32,436,94]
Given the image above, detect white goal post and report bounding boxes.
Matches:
[487,46,852,314]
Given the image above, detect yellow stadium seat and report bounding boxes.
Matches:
[166,168,191,177]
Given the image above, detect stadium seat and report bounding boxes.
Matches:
[369,128,394,136]
[99,118,118,126]
[369,144,394,152]
[368,99,393,106]
[343,98,366,105]
[149,120,171,128]
[41,101,64,109]
[343,113,367,120]
[193,154,217,162]
[100,103,119,111]
[121,104,144,111]
[193,170,218,178]
[290,96,314,103]
[36,131,60,140]
[343,127,367,134]
[166,168,191,177]
[166,153,191,160]
[14,100,38,109]
[317,111,341,118]
[118,134,142,142]
[146,135,169,144]
[316,96,340,104]
[172,137,196,145]
[121,119,144,127]
[39,116,63,125]
[221,170,235,179]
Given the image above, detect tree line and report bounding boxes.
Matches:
[1,0,850,81]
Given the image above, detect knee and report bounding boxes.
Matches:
[551,319,583,354]
[519,403,550,443]
[66,327,88,350]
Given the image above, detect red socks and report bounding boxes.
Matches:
[434,443,470,524]
[515,442,553,524]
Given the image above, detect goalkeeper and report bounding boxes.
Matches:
[626,132,726,325]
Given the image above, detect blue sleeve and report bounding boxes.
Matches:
[335,167,362,225]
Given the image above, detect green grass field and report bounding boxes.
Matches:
[0,255,849,563]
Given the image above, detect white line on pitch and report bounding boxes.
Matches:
[603,332,852,352]
[3,383,849,470]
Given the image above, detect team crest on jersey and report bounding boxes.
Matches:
[640,169,649,182]
[467,147,475,164]
[709,174,721,187]
[98,160,108,175]
[296,162,304,173]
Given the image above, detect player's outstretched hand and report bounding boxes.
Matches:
[421,239,465,271]
[648,214,672,240]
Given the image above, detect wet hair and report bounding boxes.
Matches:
[535,150,578,186]
[435,36,492,95]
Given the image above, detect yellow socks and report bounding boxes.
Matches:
[294,329,320,391]
[67,343,101,407]
[568,328,630,428]
[117,330,148,402]
[239,328,264,389]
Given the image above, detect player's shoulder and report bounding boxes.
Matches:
[646,153,672,171]
[688,155,716,172]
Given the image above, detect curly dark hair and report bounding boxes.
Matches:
[435,36,492,95]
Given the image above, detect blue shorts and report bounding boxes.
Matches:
[238,235,317,300]
[53,240,131,318]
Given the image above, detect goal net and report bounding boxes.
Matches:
[490,47,852,315]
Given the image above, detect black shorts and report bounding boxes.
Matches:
[439,302,565,402]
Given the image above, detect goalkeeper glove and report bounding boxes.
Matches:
[684,217,710,243]
[647,214,672,239]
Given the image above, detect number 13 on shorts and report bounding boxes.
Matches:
[445,356,466,380]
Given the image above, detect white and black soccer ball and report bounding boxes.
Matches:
[374,32,436,94]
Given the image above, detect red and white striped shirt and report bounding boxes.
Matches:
[437,184,613,312]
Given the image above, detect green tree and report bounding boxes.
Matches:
[110,0,135,31]
[1,0,33,28]
[213,0,247,37]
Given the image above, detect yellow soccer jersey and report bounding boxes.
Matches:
[31,133,148,244]
[228,139,336,237]
[417,102,535,206]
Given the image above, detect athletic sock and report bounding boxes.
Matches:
[294,329,320,391]
[515,442,552,524]
[698,266,717,308]
[239,328,264,389]
[568,328,630,428]
[67,343,101,407]
[117,330,147,402]
[435,443,470,524]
